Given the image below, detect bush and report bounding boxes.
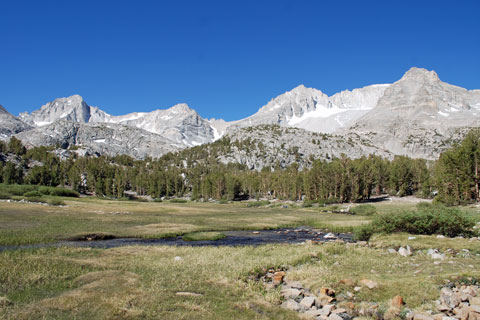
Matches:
[153,198,163,202]
[351,204,377,216]
[170,199,187,203]
[49,188,79,197]
[0,184,36,196]
[217,200,228,204]
[24,196,46,203]
[0,191,11,199]
[49,199,65,206]
[38,186,51,195]
[23,191,42,197]
[246,200,270,207]
[355,204,475,241]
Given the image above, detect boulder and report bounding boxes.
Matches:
[300,296,316,309]
[391,295,405,308]
[281,288,303,300]
[282,299,300,311]
[360,279,378,289]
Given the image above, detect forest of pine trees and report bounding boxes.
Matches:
[1,129,479,205]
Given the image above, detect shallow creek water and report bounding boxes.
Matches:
[0,227,354,251]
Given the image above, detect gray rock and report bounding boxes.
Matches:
[282,299,300,311]
[281,288,303,300]
[299,296,316,309]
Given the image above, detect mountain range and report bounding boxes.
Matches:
[2,67,480,167]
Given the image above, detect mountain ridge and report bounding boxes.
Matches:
[2,67,479,163]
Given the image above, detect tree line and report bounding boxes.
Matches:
[1,129,479,205]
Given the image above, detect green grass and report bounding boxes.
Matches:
[0,198,373,246]
[0,198,479,319]
[182,231,226,241]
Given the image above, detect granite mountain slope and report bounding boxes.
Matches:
[3,67,480,162]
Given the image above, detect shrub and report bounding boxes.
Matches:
[170,199,187,203]
[49,188,79,197]
[355,204,475,241]
[38,186,51,195]
[0,191,11,199]
[49,199,65,206]
[23,191,42,198]
[24,196,47,203]
[351,204,377,216]
[0,184,36,196]
[217,200,228,204]
[153,198,163,202]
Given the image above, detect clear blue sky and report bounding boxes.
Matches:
[1,0,479,120]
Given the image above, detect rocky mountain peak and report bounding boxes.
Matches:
[168,103,194,114]
[0,105,8,115]
[400,67,440,83]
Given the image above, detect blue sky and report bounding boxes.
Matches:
[1,0,479,120]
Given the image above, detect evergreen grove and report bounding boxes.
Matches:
[1,129,480,205]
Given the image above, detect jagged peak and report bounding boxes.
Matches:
[400,67,440,82]
[168,103,194,113]
[0,104,8,115]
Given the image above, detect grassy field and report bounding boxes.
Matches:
[0,197,371,246]
[0,197,479,319]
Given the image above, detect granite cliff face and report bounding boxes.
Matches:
[0,105,32,139]
[2,67,479,163]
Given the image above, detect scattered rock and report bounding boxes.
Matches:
[360,279,378,289]
[437,235,446,239]
[328,313,344,320]
[320,287,336,297]
[388,248,397,254]
[273,271,286,285]
[282,299,300,311]
[324,233,337,239]
[174,256,183,261]
[391,295,405,308]
[300,296,316,309]
[413,313,435,320]
[0,296,12,306]
[281,288,303,300]
[408,236,417,240]
[398,246,412,257]
[175,291,202,297]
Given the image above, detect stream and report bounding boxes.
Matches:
[0,227,354,251]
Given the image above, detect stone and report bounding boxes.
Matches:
[391,295,405,308]
[398,246,412,257]
[321,304,335,316]
[384,307,401,320]
[431,253,445,260]
[333,308,347,314]
[273,271,286,285]
[408,236,417,240]
[304,309,323,318]
[328,314,344,320]
[300,296,316,309]
[471,305,480,313]
[174,256,183,261]
[281,288,303,300]
[470,297,480,307]
[432,314,444,320]
[414,313,435,320]
[285,280,304,289]
[437,235,446,239]
[354,286,362,292]
[175,291,203,297]
[320,287,336,297]
[388,248,397,254]
[324,233,337,239]
[0,296,12,306]
[339,279,355,287]
[282,299,300,311]
[316,294,336,306]
[360,279,378,289]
